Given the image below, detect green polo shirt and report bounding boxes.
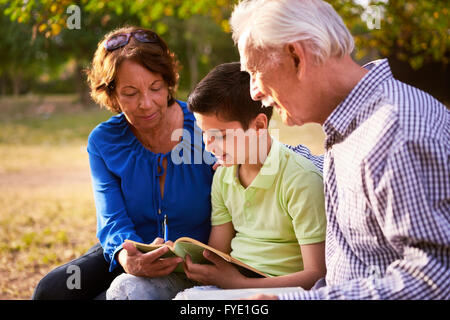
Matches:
[211,139,326,277]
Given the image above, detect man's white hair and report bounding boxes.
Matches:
[230,0,354,65]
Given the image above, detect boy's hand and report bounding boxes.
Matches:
[183,250,246,288]
[212,161,222,171]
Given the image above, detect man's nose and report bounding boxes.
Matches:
[250,77,264,101]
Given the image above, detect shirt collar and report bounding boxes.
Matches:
[223,138,281,189]
[323,59,393,149]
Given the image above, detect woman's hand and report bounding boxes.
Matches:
[183,250,247,288]
[117,240,183,278]
[151,237,174,247]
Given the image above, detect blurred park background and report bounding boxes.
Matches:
[0,0,448,299]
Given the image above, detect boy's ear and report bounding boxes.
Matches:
[254,113,269,132]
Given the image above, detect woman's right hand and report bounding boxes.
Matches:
[117,240,183,278]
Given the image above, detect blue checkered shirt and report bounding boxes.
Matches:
[279,59,450,300]
[286,144,324,172]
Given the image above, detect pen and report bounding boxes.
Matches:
[163,214,168,242]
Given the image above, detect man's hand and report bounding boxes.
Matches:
[118,240,183,278]
[184,250,246,288]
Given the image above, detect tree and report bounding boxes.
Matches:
[0,0,239,99]
[337,0,449,103]
[344,0,449,69]
[0,9,55,95]
[1,0,449,102]
[162,15,239,91]
[4,0,448,70]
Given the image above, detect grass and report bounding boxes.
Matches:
[0,94,325,299]
[0,95,111,299]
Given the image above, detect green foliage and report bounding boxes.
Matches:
[162,15,239,90]
[0,0,239,96]
[0,11,51,88]
[340,0,450,69]
[0,0,237,36]
[0,0,448,96]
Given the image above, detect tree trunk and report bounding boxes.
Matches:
[185,21,199,91]
[188,45,199,91]
[12,72,22,96]
[0,74,6,96]
[74,61,91,107]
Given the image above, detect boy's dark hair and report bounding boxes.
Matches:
[187,62,273,130]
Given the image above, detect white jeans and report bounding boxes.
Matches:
[106,272,197,300]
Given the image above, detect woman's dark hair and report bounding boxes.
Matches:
[188,62,273,130]
[86,26,179,113]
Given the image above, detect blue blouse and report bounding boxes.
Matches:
[87,100,215,271]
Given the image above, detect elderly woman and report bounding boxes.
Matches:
[32,26,214,300]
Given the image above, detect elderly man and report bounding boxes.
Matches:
[230,0,449,299]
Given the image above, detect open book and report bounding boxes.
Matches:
[125,237,269,278]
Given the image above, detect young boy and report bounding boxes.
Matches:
[183,62,327,291]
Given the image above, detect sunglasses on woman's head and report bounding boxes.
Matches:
[104,30,160,51]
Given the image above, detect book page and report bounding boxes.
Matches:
[174,240,268,278]
[125,240,177,258]
[174,237,232,262]
[172,242,213,264]
[174,286,304,300]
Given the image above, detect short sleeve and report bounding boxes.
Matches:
[284,170,327,245]
[210,169,232,226]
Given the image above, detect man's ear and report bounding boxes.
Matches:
[285,42,307,81]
